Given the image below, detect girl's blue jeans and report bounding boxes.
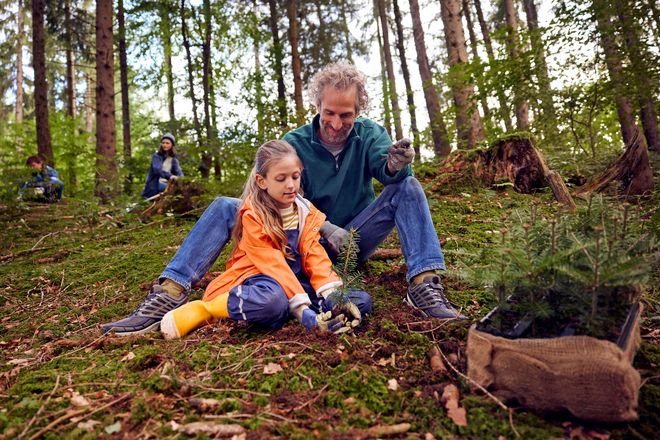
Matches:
[160,176,445,289]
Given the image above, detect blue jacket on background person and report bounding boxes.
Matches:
[141,133,183,199]
[19,156,64,201]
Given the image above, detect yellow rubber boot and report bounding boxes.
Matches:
[161,293,229,339]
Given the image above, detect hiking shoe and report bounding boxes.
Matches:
[405,275,466,319]
[101,284,189,336]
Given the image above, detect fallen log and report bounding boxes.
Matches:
[575,128,653,199]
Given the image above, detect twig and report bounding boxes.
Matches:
[17,375,60,439]
[27,393,130,440]
[640,375,660,388]
[184,381,270,397]
[434,343,520,438]
[293,384,329,411]
[55,393,131,434]
[31,232,59,250]
[49,334,107,362]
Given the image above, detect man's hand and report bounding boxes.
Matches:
[302,309,351,334]
[386,137,415,173]
[320,221,349,257]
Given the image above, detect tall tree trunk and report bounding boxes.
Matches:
[15,0,24,152]
[616,0,659,152]
[376,0,403,140]
[65,0,76,118]
[523,0,555,124]
[287,0,304,126]
[339,0,354,63]
[441,0,485,149]
[592,0,637,147]
[474,0,513,131]
[392,0,419,156]
[268,0,288,129]
[374,1,392,139]
[85,70,94,136]
[199,0,213,179]
[181,0,203,151]
[462,0,490,121]
[118,0,132,169]
[252,0,265,141]
[210,75,221,179]
[408,0,451,156]
[32,0,54,166]
[160,2,176,132]
[64,0,78,190]
[504,0,529,130]
[95,0,118,202]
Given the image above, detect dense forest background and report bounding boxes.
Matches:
[0,0,658,202]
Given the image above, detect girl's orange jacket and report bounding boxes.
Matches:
[203,195,342,317]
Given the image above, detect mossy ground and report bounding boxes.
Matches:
[0,158,658,439]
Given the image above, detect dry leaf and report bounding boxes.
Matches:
[263,362,283,375]
[120,351,135,362]
[77,420,101,431]
[70,391,90,407]
[425,433,437,440]
[387,378,399,391]
[189,397,220,412]
[343,397,356,405]
[441,384,468,426]
[173,421,245,436]
[376,358,390,366]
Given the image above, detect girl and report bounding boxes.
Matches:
[160,140,372,338]
[141,133,184,198]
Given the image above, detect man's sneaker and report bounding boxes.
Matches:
[101,285,189,336]
[405,275,466,319]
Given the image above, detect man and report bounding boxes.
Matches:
[102,63,464,336]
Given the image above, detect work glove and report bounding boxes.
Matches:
[320,221,349,257]
[301,308,352,334]
[386,137,415,173]
[321,295,362,329]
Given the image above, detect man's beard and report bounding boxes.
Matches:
[320,123,351,145]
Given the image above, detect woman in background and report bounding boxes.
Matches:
[141,133,183,198]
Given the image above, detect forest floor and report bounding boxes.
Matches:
[0,155,658,439]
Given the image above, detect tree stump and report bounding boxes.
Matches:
[139,179,206,219]
[575,128,653,199]
[436,135,576,210]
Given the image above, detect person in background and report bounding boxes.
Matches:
[19,155,64,202]
[141,133,183,199]
[160,140,368,339]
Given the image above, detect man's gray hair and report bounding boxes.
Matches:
[308,63,369,114]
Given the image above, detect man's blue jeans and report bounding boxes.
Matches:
[160,176,445,289]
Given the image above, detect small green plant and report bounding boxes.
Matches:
[455,196,658,340]
[328,228,364,312]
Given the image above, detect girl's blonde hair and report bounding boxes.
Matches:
[232,140,303,259]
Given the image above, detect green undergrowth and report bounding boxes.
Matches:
[0,166,658,438]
